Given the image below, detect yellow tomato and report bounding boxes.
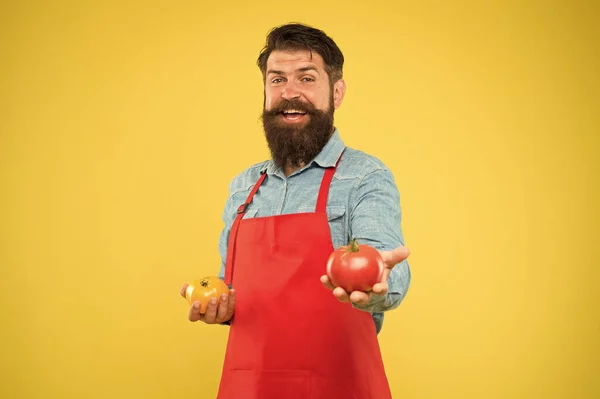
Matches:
[185,276,229,313]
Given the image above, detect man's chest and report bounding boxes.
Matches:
[230,174,355,248]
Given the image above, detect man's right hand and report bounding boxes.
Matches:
[180,284,236,324]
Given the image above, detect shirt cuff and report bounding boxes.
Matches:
[351,293,402,313]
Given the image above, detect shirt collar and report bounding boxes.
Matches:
[313,128,346,168]
[262,128,345,175]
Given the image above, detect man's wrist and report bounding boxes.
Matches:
[351,293,386,312]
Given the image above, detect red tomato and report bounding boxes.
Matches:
[185,276,229,313]
[326,239,384,292]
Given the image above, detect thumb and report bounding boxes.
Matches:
[380,246,410,268]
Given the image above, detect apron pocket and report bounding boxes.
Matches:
[226,369,312,399]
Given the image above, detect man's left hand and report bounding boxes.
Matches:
[320,245,410,305]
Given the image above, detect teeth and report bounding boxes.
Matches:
[283,109,306,114]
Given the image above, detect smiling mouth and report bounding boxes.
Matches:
[281,109,308,122]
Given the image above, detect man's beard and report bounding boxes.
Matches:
[262,98,334,170]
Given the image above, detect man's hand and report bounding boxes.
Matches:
[320,245,410,305]
[180,284,236,324]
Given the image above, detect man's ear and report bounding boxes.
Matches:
[333,79,346,109]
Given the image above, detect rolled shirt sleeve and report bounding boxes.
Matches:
[348,168,411,313]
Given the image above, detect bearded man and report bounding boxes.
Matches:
[180,23,412,399]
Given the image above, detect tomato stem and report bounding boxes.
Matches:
[201,279,209,287]
[348,238,359,252]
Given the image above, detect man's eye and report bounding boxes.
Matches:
[272,78,284,83]
[302,77,315,82]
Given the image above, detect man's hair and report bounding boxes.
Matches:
[257,23,344,84]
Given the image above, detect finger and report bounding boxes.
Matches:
[215,294,229,323]
[203,298,218,324]
[224,289,236,321]
[381,268,391,284]
[333,287,351,303]
[180,283,189,298]
[350,291,371,305]
[188,301,201,322]
[380,246,410,268]
[372,281,389,296]
[320,275,336,291]
[372,268,391,295]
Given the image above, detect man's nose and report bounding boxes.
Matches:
[281,82,301,100]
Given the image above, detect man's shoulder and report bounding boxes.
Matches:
[337,146,390,178]
[228,160,270,195]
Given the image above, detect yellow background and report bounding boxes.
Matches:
[1,1,598,398]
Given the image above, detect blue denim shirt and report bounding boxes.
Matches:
[218,129,411,334]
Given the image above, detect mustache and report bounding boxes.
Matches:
[263,99,318,116]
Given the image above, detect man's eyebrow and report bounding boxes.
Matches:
[297,66,319,74]
[266,66,320,75]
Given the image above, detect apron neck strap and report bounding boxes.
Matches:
[225,169,267,285]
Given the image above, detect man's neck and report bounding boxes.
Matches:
[283,162,305,177]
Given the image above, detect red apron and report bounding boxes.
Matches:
[218,154,392,399]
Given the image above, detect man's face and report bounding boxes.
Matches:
[262,50,346,169]
[264,50,343,118]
